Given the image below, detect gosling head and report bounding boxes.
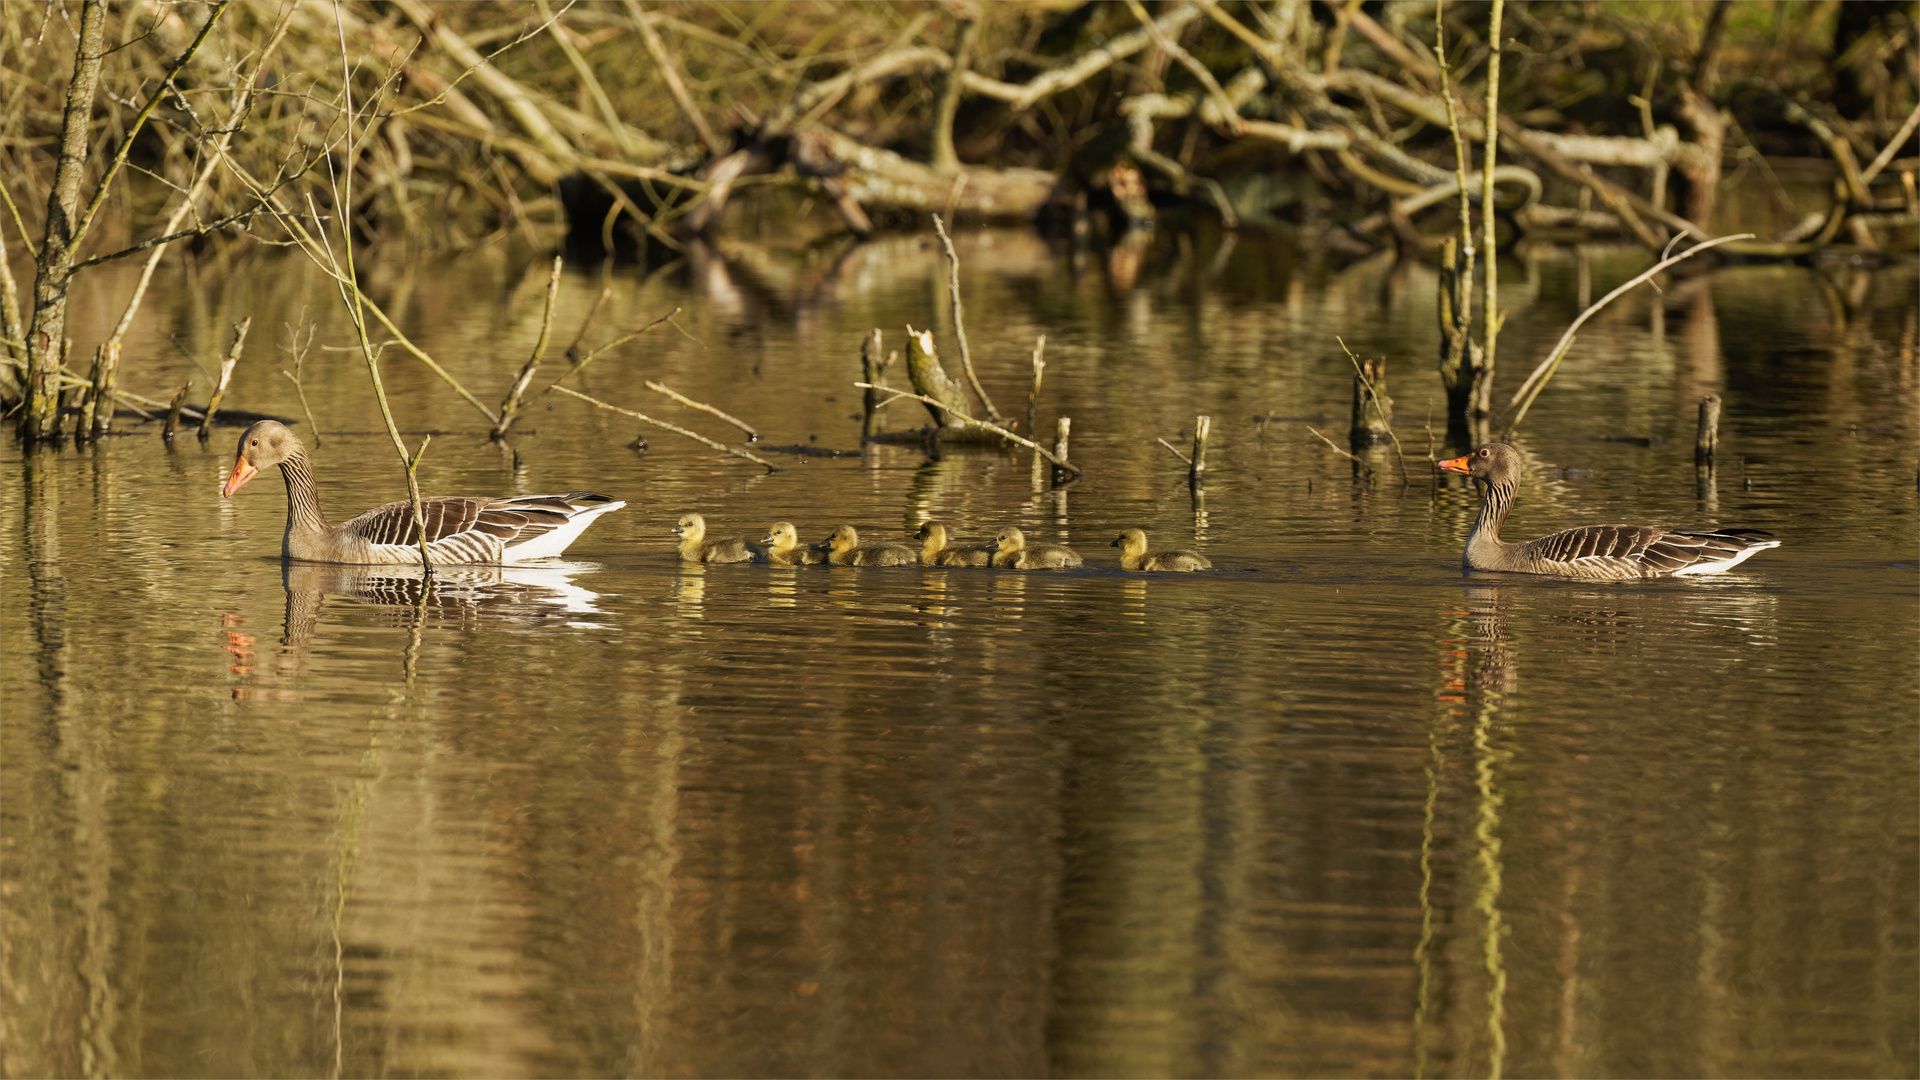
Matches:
[763,521,797,549]
[989,527,1025,553]
[915,521,947,545]
[825,524,859,551]
[672,513,706,539]
[1111,528,1149,555]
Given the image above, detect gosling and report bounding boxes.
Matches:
[821,524,918,566]
[673,513,757,563]
[762,522,827,566]
[914,521,993,567]
[988,526,1083,569]
[1112,528,1211,572]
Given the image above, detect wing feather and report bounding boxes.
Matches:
[335,492,620,564]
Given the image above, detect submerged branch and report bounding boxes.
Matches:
[551,385,781,471]
[855,382,1083,478]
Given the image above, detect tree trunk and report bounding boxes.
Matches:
[24,0,108,440]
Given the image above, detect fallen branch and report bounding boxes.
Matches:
[644,380,760,440]
[855,382,1084,478]
[1156,437,1192,465]
[551,384,780,471]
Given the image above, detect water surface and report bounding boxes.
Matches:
[4,230,1915,1077]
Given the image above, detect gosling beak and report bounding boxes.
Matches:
[221,457,257,497]
[1437,454,1472,475]
[1110,536,1122,547]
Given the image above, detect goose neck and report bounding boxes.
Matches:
[278,446,328,536]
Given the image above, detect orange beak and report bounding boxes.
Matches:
[222,457,257,496]
[1437,454,1472,475]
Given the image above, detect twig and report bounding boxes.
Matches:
[564,286,613,358]
[538,307,680,397]
[275,319,314,441]
[644,380,760,440]
[1306,425,1374,481]
[65,2,234,263]
[537,0,638,160]
[622,0,723,156]
[551,385,781,471]
[1156,437,1192,465]
[1337,336,1410,487]
[855,382,1084,478]
[316,13,432,569]
[930,214,1000,421]
[492,255,564,439]
[1862,99,1920,186]
[1025,335,1046,436]
[1505,233,1753,431]
[1126,0,1242,132]
[197,316,252,439]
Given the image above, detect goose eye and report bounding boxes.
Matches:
[1478,448,1490,457]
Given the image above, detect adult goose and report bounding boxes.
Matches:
[674,513,758,563]
[988,527,1083,569]
[762,522,828,566]
[1438,442,1779,579]
[821,525,918,566]
[1111,529,1211,572]
[914,521,993,567]
[222,420,624,564]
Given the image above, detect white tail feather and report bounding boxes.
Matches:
[504,500,627,562]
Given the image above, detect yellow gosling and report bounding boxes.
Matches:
[674,513,757,563]
[1112,528,1210,571]
[822,524,918,566]
[988,526,1083,569]
[914,521,993,567]
[762,522,827,566]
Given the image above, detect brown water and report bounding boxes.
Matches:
[4,229,1915,1078]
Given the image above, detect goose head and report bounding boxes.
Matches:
[1438,443,1523,485]
[988,527,1025,554]
[824,525,859,553]
[223,419,301,496]
[1111,528,1149,556]
[672,513,707,540]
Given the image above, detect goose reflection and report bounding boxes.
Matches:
[229,562,608,696]
[281,561,608,642]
